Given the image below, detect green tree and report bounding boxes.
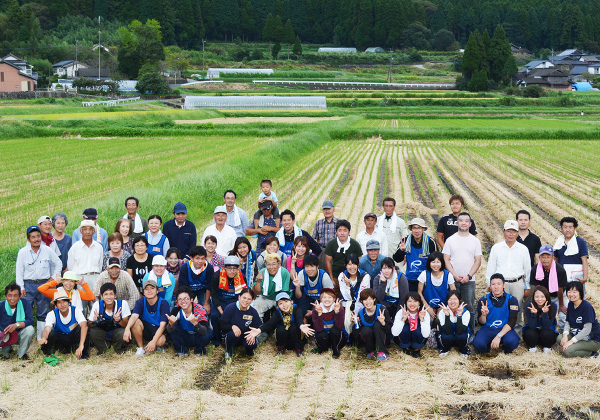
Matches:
[263,13,275,56]
[165,47,190,79]
[283,19,295,59]
[273,14,284,42]
[117,19,165,79]
[355,0,373,51]
[467,69,488,91]
[135,71,171,94]
[292,35,303,55]
[432,29,457,51]
[239,0,256,41]
[272,41,282,59]
[488,25,511,83]
[462,30,482,80]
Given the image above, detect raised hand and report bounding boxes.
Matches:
[456,302,466,317]
[350,311,358,324]
[377,307,386,325]
[379,272,387,283]
[439,302,451,317]
[293,276,301,289]
[113,308,122,323]
[419,308,427,322]
[300,324,315,337]
[480,300,489,317]
[189,314,199,326]
[167,314,177,326]
[401,305,409,323]
[529,303,538,314]
[399,237,407,252]
[333,299,342,314]
[541,302,550,313]
[311,301,323,316]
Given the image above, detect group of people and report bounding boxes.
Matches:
[3,186,599,362]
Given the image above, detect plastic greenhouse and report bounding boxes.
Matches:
[183,95,327,110]
[206,68,274,78]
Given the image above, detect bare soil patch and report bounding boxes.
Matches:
[174,116,343,124]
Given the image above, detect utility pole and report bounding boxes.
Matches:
[75,39,78,78]
[202,39,206,79]
[98,16,101,79]
[388,51,394,83]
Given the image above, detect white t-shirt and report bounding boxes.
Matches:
[417,270,455,286]
[88,300,132,321]
[442,233,482,281]
[45,306,86,328]
[356,230,389,257]
[201,224,237,257]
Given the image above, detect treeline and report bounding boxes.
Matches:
[1,0,600,54]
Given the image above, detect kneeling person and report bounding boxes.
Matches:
[88,283,131,355]
[167,287,211,356]
[473,273,520,354]
[0,283,35,360]
[123,279,170,356]
[39,290,89,359]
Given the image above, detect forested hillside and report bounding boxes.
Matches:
[1,0,599,58]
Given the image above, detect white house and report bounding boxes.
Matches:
[53,60,89,78]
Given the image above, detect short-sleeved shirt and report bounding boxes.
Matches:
[126,254,154,293]
[132,297,170,324]
[437,214,477,242]
[254,215,277,252]
[417,270,455,286]
[45,306,86,329]
[88,300,132,321]
[554,237,589,266]
[312,217,339,249]
[259,191,278,203]
[517,231,542,266]
[566,300,600,341]
[442,233,482,281]
[325,238,363,279]
[529,263,568,298]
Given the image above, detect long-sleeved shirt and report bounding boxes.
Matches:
[222,206,249,238]
[373,273,409,311]
[485,241,531,287]
[477,293,519,329]
[67,240,103,275]
[376,215,408,257]
[16,243,62,287]
[281,229,322,256]
[92,270,140,310]
[524,301,556,331]
[393,236,438,263]
[220,302,262,333]
[0,298,34,330]
[356,230,389,257]
[359,254,385,280]
[312,217,339,249]
[259,305,305,334]
[438,310,470,335]
[312,306,345,332]
[38,279,95,301]
[163,219,197,259]
[391,308,431,337]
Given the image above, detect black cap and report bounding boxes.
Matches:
[83,208,98,218]
[107,257,121,268]
[260,202,273,211]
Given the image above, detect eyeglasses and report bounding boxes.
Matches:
[178,297,191,302]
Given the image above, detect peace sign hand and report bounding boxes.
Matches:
[311,301,323,316]
[456,302,466,317]
[333,299,342,314]
[401,305,409,322]
[113,308,122,323]
[377,307,386,325]
[350,311,358,324]
[399,237,407,252]
[529,303,538,314]
[480,300,489,317]
[541,302,550,313]
[439,302,451,317]
[419,308,427,322]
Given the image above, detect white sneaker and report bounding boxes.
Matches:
[543,347,552,354]
[135,347,146,356]
[460,353,469,358]
[439,351,449,357]
[528,347,537,353]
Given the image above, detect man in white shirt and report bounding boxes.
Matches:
[68,220,104,315]
[71,208,109,251]
[223,189,250,237]
[202,206,237,257]
[485,220,531,334]
[375,197,408,257]
[442,212,482,333]
[356,212,388,257]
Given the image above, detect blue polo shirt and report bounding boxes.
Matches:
[554,237,589,266]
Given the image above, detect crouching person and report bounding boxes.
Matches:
[88,283,131,355]
[123,279,170,356]
[167,286,211,357]
[437,291,471,357]
[351,288,392,361]
[253,253,291,321]
[221,288,262,360]
[0,283,35,360]
[391,292,430,358]
[38,290,89,359]
[312,288,346,358]
[473,273,520,355]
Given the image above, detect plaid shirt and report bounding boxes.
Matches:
[93,270,141,310]
[312,217,339,248]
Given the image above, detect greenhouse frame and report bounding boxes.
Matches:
[183,95,327,110]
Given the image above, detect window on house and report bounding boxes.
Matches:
[1,72,3,82]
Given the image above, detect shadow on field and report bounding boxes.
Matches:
[194,346,255,396]
[443,401,502,420]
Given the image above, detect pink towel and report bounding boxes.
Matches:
[536,261,558,293]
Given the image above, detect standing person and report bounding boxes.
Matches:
[312,200,339,268]
[16,226,62,340]
[276,209,321,257]
[472,274,520,355]
[220,288,262,360]
[163,202,197,260]
[531,245,568,329]
[126,236,153,294]
[247,202,279,253]
[253,253,292,321]
[376,197,408,258]
[210,256,247,346]
[37,215,61,257]
[202,206,237,257]
[93,257,140,310]
[523,286,558,353]
[88,282,131,355]
[102,232,131,271]
[373,257,409,319]
[442,212,482,333]
[38,290,89,359]
[123,279,170,356]
[178,246,214,310]
[115,218,134,254]
[325,220,363,287]
[71,208,109,252]
[393,218,437,292]
[223,189,250,238]
[145,215,170,258]
[167,286,211,357]
[357,212,389,257]
[351,288,392,361]
[438,291,471,357]
[231,237,255,286]
[436,195,477,248]
[204,236,225,271]
[312,288,346,358]
[51,212,72,274]
[516,210,542,267]
[67,220,104,316]
[0,283,35,360]
[417,251,456,319]
[554,217,589,284]
[359,240,386,282]
[391,292,430,357]
[557,281,600,358]
[486,220,531,334]
[124,196,148,239]
[141,255,176,306]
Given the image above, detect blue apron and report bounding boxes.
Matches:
[405,241,427,282]
[423,270,450,308]
[53,306,78,334]
[187,263,209,292]
[141,297,165,326]
[484,293,512,330]
[145,233,167,256]
[358,304,382,327]
[179,307,196,333]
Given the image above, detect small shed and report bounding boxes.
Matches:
[365,47,385,53]
[318,47,357,53]
[572,82,594,91]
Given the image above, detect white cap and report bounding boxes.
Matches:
[37,215,51,224]
[79,219,96,230]
[214,205,227,214]
[152,255,167,266]
[503,220,519,231]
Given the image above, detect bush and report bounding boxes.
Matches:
[522,85,546,98]
[505,86,520,96]
[499,96,517,106]
[455,75,468,91]
[136,72,171,94]
[467,70,488,92]
[555,92,578,107]
[251,49,264,60]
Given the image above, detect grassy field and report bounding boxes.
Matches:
[1,94,600,419]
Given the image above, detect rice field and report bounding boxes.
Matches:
[2,101,600,419]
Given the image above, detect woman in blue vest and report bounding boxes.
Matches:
[220,288,262,360]
[391,292,430,357]
[393,218,438,292]
[167,286,212,356]
[230,237,256,287]
[523,286,558,353]
[373,257,409,320]
[247,292,313,356]
[312,288,346,358]
[38,290,89,359]
[351,288,392,361]
[179,246,215,309]
[472,273,520,354]
[145,215,170,257]
[557,281,600,358]
[417,251,456,320]
[437,290,470,356]
[293,254,335,316]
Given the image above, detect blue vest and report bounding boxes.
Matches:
[145,233,167,256]
[280,240,294,257]
[484,293,512,330]
[218,273,238,301]
[322,313,335,331]
[179,308,196,333]
[358,304,382,328]
[303,269,325,299]
[383,272,403,306]
[241,251,256,284]
[53,306,78,334]
[343,269,368,302]
[423,270,450,308]
[141,297,165,326]
[405,242,427,282]
[187,263,209,292]
[99,299,123,328]
[276,304,296,324]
